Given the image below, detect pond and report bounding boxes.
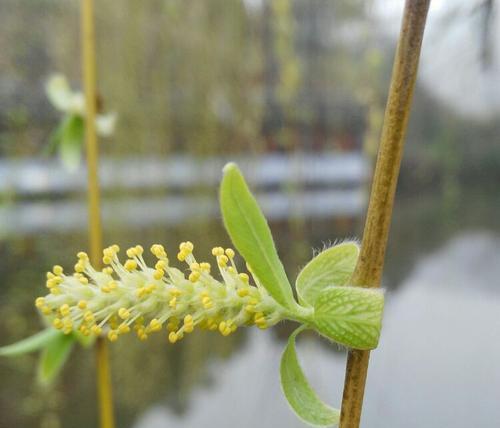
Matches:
[0,184,499,428]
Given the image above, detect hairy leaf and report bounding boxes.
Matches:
[38,333,75,385]
[312,286,384,350]
[280,327,340,427]
[220,163,297,310]
[0,328,60,357]
[296,242,359,306]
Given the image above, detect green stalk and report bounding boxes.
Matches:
[339,1,431,427]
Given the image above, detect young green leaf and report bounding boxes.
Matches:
[220,163,298,311]
[280,326,340,427]
[0,328,61,357]
[296,242,359,306]
[37,333,75,385]
[312,286,384,350]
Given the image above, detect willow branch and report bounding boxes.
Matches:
[81,1,115,427]
[339,1,431,427]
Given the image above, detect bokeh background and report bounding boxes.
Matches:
[1,1,499,427]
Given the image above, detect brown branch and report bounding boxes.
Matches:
[339,1,431,427]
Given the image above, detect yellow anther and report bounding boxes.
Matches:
[63,319,73,329]
[136,287,146,298]
[211,247,224,256]
[118,308,130,319]
[249,298,259,305]
[245,305,256,313]
[74,262,85,273]
[59,304,70,317]
[50,288,60,295]
[79,276,89,285]
[118,323,131,334]
[237,288,250,297]
[124,259,137,271]
[155,260,167,270]
[153,269,164,280]
[103,247,114,258]
[180,241,194,253]
[77,300,87,310]
[101,285,111,293]
[126,247,137,258]
[177,250,187,262]
[225,248,235,259]
[227,266,236,274]
[135,245,144,255]
[46,279,56,289]
[170,288,182,297]
[107,281,118,290]
[200,262,211,272]
[138,332,148,341]
[108,330,119,342]
[189,271,200,282]
[41,306,52,315]
[46,272,55,280]
[218,321,227,334]
[52,318,63,329]
[35,297,45,308]
[168,332,178,344]
[102,256,112,265]
[77,251,88,260]
[217,255,228,267]
[184,314,193,325]
[238,273,249,283]
[102,267,113,275]
[149,319,162,332]
[169,297,177,308]
[84,311,95,323]
[222,327,232,336]
[91,325,102,336]
[184,324,194,333]
[145,284,157,293]
[53,265,63,276]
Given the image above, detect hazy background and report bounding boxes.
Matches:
[0,1,499,427]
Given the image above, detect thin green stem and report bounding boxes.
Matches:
[339,1,431,427]
[81,1,115,427]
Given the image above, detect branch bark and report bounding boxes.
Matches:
[339,1,431,427]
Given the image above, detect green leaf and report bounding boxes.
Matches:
[220,163,297,311]
[280,327,340,427]
[38,333,75,385]
[58,114,84,171]
[312,286,384,350]
[296,242,359,306]
[0,328,60,357]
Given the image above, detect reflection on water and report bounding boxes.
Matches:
[1,188,499,428]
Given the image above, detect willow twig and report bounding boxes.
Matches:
[81,1,115,427]
[339,1,431,427]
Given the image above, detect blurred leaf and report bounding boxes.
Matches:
[280,326,340,427]
[58,114,84,171]
[0,328,59,357]
[296,242,359,306]
[220,163,297,311]
[45,74,73,111]
[312,286,384,350]
[38,333,75,385]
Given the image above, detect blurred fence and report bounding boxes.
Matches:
[0,152,369,235]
